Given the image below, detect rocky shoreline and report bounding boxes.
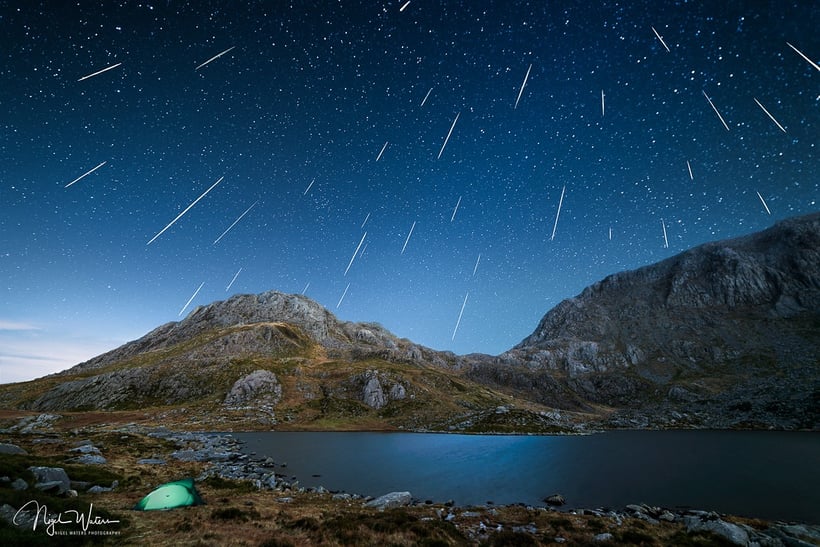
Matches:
[145,427,819,547]
[2,416,819,546]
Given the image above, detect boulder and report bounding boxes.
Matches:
[685,516,750,546]
[594,533,614,542]
[224,370,282,407]
[0,443,27,455]
[71,454,107,465]
[389,383,406,400]
[28,466,70,495]
[363,376,386,409]
[11,478,28,491]
[365,491,412,510]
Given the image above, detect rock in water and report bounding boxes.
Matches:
[544,494,566,506]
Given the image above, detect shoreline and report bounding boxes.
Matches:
[1,415,819,545]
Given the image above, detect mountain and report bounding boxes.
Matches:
[472,212,820,429]
[1,213,818,432]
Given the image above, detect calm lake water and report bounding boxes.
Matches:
[232,430,819,523]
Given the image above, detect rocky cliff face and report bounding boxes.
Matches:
[2,214,817,431]
[485,212,820,428]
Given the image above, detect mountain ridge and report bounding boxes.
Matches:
[2,213,818,432]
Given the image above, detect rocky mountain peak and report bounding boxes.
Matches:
[516,212,820,349]
[181,290,339,343]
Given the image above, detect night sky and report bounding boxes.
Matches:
[2,1,818,384]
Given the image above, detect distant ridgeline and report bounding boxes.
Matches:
[2,213,818,432]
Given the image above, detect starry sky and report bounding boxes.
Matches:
[1,1,818,384]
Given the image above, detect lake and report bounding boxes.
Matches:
[232,430,819,523]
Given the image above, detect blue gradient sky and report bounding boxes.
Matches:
[2,1,818,384]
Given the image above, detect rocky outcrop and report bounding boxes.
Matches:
[224,370,282,407]
[364,491,413,510]
[353,370,408,409]
[492,213,820,427]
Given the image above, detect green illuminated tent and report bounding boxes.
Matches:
[134,478,204,511]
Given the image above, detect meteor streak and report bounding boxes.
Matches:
[401,221,416,254]
[756,191,772,215]
[64,161,107,188]
[437,112,460,159]
[376,141,389,161]
[77,63,122,82]
[337,283,350,308]
[452,292,469,341]
[702,90,730,131]
[661,219,669,248]
[179,282,205,316]
[514,64,532,110]
[303,178,315,195]
[786,42,820,72]
[472,254,481,276]
[195,46,236,70]
[687,160,694,180]
[226,268,242,291]
[420,87,433,107]
[147,176,224,245]
[344,232,367,276]
[651,26,671,53]
[753,98,787,133]
[601,89,605,116]
[451,196,462,222]
[214,201,258,244]
[550,185,566,241]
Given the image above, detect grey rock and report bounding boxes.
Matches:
[28,466,70,495]
[389,383,406,400]
[365,491,412,510]
[332,493,352,501]
[594,533,614,542]
[362,374,386,409]
[35,480,67,494]
[11,478,28,491]
[171,449,236,462]
[70,444,101,454]
[224,369,282,407]
[659,511,676,522]
[71,454,107,465]
[0,443,27,455]
[1,502,39,528]
[276,497,294,503]
[685,516,750,546]
[137,458,166,465]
